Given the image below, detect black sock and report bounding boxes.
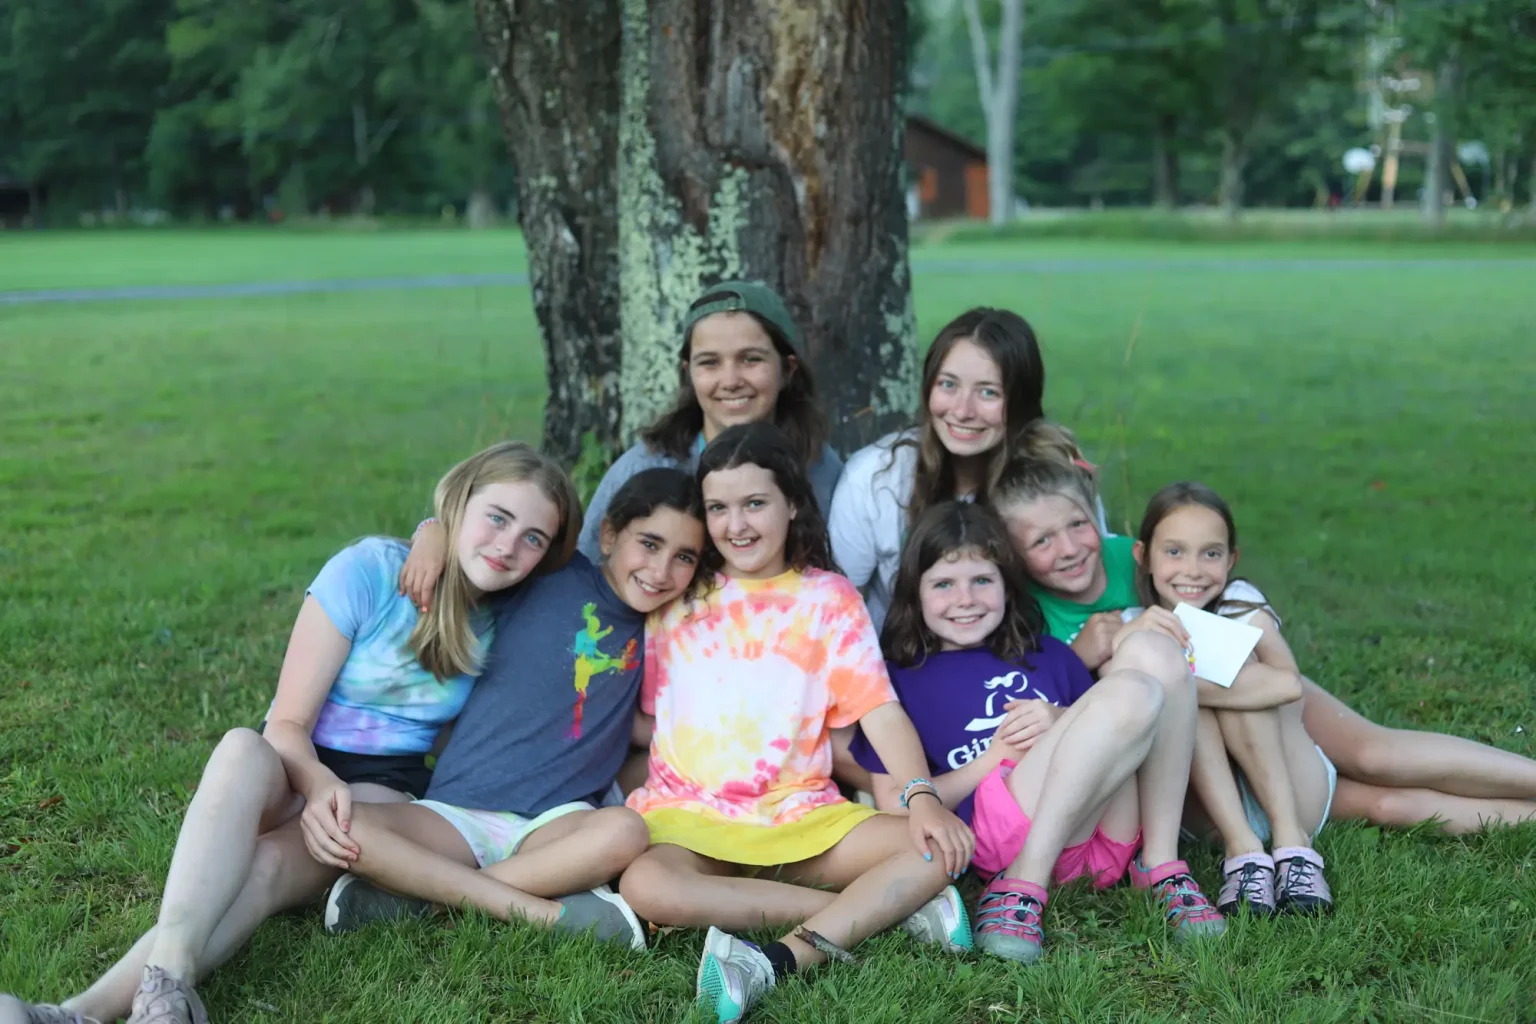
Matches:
[760,941,798,980]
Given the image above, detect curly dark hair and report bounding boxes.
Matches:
[600,467,704,540]
[693,421,836,588]
[881,501,1046,668]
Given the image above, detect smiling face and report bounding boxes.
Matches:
[926,338,1007,461]
[599,507,705,614]
[918,549,1007,651]
[1136,503,1238,610]
[1000,493,1105,601]
[455,479,562,596]
[702,463,794,580]
[687,313,791,442]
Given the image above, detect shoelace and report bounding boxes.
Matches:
[1156,874,1216,922]
[1281,857,1319,894]
[1234,862,1270,904]
[981,891,1044,938]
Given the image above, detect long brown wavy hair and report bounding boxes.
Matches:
[407,441,580,679]
[881,501,1046,668]
[894,307,1082,527]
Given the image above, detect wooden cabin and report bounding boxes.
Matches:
[904,115,989,220]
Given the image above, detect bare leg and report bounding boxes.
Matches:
[772,815,951,969]
[342,803,557,922]
[1302,678,1536,799]
[63,818,353,1021]
[1216,702,1325,851]
[66,825,349,1018]
[344,802,650,921]
[58,729,304,1019]
[142,729,301,979]
[1101,632,1199,867]
[619,845,835,932]
[482,806,650,894]
[1188,709,1266,857]
[1275,701,1332,836]
[1330,778,1536,833]
[1001,671,1161,885]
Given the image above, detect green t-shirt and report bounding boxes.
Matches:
[1030,535,1141,642]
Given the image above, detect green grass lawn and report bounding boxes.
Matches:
[2,229,1534,1022]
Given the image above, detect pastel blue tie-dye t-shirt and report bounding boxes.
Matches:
[273,537,492,756]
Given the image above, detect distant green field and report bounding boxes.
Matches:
[0,227,530,291]
[2,229,1533,1022]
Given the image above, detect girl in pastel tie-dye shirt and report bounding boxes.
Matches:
[619,422,975,1024]
[2,443,579,1024]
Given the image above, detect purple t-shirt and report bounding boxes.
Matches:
[849,639,1095,823]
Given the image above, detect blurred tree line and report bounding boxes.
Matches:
[0,0,507,221]
[1,0,1531,222]
[918,0,1536,213]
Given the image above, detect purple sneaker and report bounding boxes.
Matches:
[1218,852,1277,917]
[0,995,100,1024]
[125,967,208,1024]
[1274,847,1333,916]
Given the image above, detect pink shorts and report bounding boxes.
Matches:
[971,760,1140,888]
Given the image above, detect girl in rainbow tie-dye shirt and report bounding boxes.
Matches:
[619,423,975,1024]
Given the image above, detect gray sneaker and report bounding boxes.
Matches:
[324,873,434,934]
[0,995,100,1024]
[125,967,207,1024]
[552,886,646,950]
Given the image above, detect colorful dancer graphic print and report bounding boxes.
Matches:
[569,602,639,739]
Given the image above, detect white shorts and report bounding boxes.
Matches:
[415,799,595,868]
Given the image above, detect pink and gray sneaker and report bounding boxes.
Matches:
[1130,858,1227,941]
[1218,852,1278,917]
[1274,847,1333,916]
[975,876,1048,964]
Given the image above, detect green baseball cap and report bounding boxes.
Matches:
[681,279,802,354]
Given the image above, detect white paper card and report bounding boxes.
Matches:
[1173,602,1263,688]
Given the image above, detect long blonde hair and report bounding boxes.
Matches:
[408,441,581,679]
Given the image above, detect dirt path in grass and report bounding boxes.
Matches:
[4,256,1533,306]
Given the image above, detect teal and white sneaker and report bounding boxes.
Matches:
[901,884,974,953]
[696,927,774,1024]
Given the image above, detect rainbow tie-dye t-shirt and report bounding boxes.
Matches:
[274,537,490,756]
[627,567,896,829]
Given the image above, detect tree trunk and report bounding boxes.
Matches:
[617,0,917,453]
[476,0,624,467]
[1151,113,1179,209]
[1529,151,1536,215]
[466,189,497,229]
[1219,130,1247,219]
[963,0,1023,226]
[1423,57,1459,227]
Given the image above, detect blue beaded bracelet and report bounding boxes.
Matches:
[900,778,940,809]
